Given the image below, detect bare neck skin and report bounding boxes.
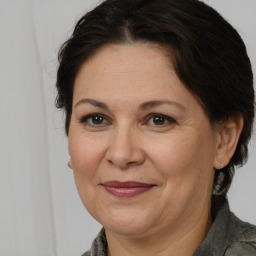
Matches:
[106,199,212,256]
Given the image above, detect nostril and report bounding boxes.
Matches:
[126,161,138,166]
[106,158,138,169]
[107,159,114,165]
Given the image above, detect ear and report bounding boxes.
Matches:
[213,115,243,170]
[68,158,73,169]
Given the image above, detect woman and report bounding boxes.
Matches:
[56,0,256,255]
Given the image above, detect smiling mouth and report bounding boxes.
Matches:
[101,181,155,198]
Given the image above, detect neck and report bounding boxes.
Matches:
[106,201,212,256]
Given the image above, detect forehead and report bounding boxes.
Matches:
[76,42,172,76]
[74,43,180,95]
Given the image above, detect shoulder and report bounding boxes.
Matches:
[225,212,256,255]
[194,197,256,256]
[81,251,90,256]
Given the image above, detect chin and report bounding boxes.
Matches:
[96,208,158,237]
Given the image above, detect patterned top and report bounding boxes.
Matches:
[82,196,256,256]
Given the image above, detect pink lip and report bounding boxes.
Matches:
[101,181,155,198]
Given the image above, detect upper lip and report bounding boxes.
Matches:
[102,181,155,188]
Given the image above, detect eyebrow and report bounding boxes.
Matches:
[74,98,185,111]
[75,98,108,109]
[139,100,185,111]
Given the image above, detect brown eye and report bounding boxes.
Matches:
[91,115,104,124]
[152,116,166,125]
[146,113,177,127]
[80,114,109,127]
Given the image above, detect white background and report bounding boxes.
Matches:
[0,0,255,255]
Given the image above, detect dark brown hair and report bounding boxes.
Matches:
[56,0,255,195]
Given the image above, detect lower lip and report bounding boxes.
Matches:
[103,186,154,198]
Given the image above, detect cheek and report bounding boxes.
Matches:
[68,131,107,179]
[150,132,215,213]
[149,133,198,173]
[68,132,105,213]
[148,130,215,185]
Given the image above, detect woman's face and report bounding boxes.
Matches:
[69,43,219,238]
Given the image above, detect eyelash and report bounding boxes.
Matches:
[79,113,177,128]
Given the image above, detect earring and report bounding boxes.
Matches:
[220,163,224,169]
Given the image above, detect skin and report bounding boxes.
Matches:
[68,42,243,256]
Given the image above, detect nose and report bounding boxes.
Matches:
[105,126,145,169]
